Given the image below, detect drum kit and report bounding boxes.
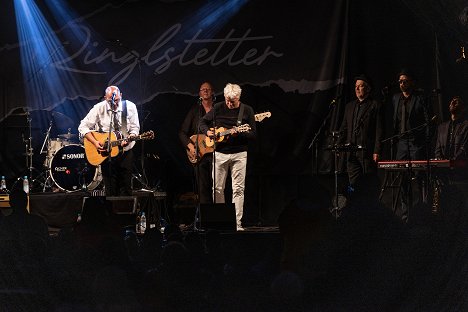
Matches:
[36,113,102,193]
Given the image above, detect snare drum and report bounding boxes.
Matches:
[50,144,102,192]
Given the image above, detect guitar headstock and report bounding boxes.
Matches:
[254,112,271,122]
[140,130,155,140]
[235,124,251,133]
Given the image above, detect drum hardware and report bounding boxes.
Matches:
[40,118,55,192]
[49,144,102,192]
[23,110,34,181]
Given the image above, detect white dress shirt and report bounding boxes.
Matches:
[78,99,140,151]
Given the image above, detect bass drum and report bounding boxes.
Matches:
[44,138,72,168]
[50,144,102,192]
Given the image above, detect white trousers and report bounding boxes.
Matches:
[212,151,247,227]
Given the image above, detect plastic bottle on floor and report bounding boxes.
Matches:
[0,176,7,193]
[140,212,146,234]
[23,176,29,194]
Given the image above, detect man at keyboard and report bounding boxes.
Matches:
[434,96,468,163]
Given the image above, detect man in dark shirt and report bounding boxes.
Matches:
[434,96,468,184]
[434,96,468,227]
[339,74,383,193]
[199,83,256,231]
[391,70,430,223]
[179,82,215,204]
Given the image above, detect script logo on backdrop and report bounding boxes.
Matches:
[54,23,284,85]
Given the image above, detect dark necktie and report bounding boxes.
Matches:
[352,102,361,143]
[400,99,408,133]
[113,111,120,131]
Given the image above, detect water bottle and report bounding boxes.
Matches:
[140,211,147,234]
[0,176,7,193]
[135,212,141,234]
[23,176,29,194]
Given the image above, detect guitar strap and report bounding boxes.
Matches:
[121,100,128,137]
[237,103,244,126]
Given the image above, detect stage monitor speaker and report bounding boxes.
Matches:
[199,203,236,232]
[81,196,136,230]
[106,196,138,215]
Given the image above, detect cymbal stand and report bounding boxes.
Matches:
[24,111,34,181]
[40,119,54,192]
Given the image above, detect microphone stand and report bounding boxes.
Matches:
[107,101,117,196]
[193,99,203,232]
[308,99,337,174]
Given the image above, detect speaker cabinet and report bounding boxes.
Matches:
[80,196,136,230]
[106,196,138,215]
[199,203,236,232]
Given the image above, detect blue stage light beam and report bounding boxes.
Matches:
[14,0,82,112]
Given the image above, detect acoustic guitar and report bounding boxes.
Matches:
[84,130,154,166]
[186,112,272,164]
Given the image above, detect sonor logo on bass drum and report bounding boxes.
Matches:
[55,167,67,172]
[62,153,85,160]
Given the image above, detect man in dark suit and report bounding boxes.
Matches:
[339,74,383,194]
[391,70,430,223]
[392,70,430,160]
[434,95,468,183]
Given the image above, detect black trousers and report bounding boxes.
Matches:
[346,152,376,188]
[101,149,134,196]
[194,154,213,204]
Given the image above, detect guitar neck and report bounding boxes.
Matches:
[109,134,140,147]
[218,125,245,137]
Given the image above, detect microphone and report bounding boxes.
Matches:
[198,97,203,104]
[111,92,116,106]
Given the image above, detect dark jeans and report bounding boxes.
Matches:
[101,149,134,196]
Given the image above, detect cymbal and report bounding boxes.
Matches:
[57,133,78,139]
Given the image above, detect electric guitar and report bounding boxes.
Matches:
[186,112,272,164]
[254,111,271,122]
[84,130,155,166]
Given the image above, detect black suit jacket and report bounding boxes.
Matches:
[339,97,383,156]
[434,118,468,160]
[392,92,430,144]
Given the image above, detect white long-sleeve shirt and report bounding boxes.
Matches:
[78,99,140,151]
